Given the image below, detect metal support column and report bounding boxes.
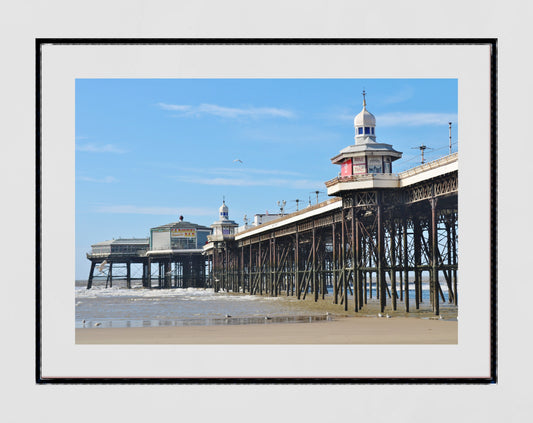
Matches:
[87,261,96,289]
[390,220,397,311]
[295,232,300,299]
[313,225,318,302]
[414,217,421,309]
[126,261,131,289]
[403,216,409,312]
[377,193,386,313]
[332,222,337,304]
[354,209,361,312]
[430,197,440,315]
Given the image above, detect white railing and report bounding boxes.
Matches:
[398,153,458,178]
[325,172,399,187]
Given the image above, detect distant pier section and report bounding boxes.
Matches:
[86,217,211,289]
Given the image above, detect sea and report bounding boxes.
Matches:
[75,279,455,329]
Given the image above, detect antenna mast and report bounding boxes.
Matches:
[448,122,452,155]
[411,144,429,164]
[310,190,323,205]
[293,199,301,211]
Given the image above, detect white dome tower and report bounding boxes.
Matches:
[210,199,238,241]
[354,90,377,144]
[330,91,402,176]
[219,200,229,220]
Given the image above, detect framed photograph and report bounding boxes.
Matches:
[37,39,496,382]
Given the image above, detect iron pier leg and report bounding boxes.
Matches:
[87,261,96,289]
[213,247,218,292]
[399,223,403,302]
[452,214,458,305]
[147,258,152,289]
[313,226,318,302]
[258,241,263,296]
[295,232,300,299]
[391,220,397,311]
[249,243,253,295]
[363,237,367,304]
[403,217,409,313]
[355,210,361,312]
[446,218,453,303]
[106,262,113,289]
[430,197,440,315]
[126,261,131,289]
[241,246,244,293]
[414,217,421,310]
[165,260,171,289]
[377,194,386,313]
[332,222,338,304]
[342,208,347,311]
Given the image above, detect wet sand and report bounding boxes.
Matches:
[76,316,457,344]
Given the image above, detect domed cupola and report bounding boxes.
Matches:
[330,90,402,178]
[219,200,229,221]
[210,199,238,241]
[354,90,377,144]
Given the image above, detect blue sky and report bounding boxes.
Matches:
[75,78,457,279]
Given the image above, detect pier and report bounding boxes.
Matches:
[85,95,458,315]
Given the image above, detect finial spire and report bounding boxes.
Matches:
[362,89,367,107]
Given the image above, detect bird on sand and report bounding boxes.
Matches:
[264,316,272,320]
[377,313,383,318]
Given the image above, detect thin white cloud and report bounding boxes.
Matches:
[382,87,415,104]
[95,205,213,216]
[177,176,323,190]
[378,112,457,127]
[79,176,117,183]
[76,143,126,153]
[151,163,304,177]
[157,102,295,119]
[208,167,303,177]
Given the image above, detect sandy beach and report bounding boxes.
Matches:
[76,316,457,344]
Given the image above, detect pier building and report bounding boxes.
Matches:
[86,216,212,289]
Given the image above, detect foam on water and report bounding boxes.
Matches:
[75,286,309,329]
[75,282,454,329]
